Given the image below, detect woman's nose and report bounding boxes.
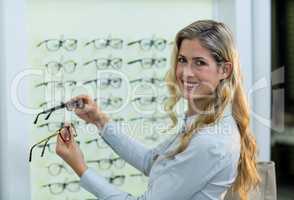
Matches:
[183,63,194,77]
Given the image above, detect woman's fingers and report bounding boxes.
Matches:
[56,132,66,157]
[74,103,91,113]
[68,95,97,115]
[60,127,70,143]
[56,132,65,146]
[70,95,92,105]
[59,123,75,143]
[68,124,77,140]
[66,95,105,126]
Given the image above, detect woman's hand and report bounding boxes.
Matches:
[55,124,87,177]
[69,95,110,129]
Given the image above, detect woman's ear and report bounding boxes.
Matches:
[219,62,233,80]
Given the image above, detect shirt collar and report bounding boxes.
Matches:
[183,103,232,128]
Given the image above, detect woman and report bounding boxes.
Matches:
[56,20,260,200]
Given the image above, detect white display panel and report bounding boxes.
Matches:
[27,1,214,199]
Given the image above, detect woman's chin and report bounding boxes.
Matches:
[182,90,209,101]
[182,91,198,100]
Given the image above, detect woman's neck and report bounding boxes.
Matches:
[186,98,209,117]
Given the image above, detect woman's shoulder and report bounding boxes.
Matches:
[189,115,241,159]
[196,114,239,138]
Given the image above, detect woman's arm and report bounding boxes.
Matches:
[99,121,154,175]
[55,122,178,178]
[80,133,233,200]
[56,121,236,200]
[99,122,178,176]
[67,95,177,175]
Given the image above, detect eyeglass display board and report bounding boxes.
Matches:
[28,0,214,199]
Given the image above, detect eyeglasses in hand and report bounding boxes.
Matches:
[29,124,77,162]
[37,140,81,154]
[33,99,84,125]
[37,120,84,132]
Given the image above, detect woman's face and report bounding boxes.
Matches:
[175,38,227,101]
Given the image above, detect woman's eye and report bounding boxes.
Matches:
[194,60,206,66]
[177,57,186,63]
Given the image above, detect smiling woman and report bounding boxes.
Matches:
[175,38,232,105]
[55,20,260,200]
[164,20,260,199]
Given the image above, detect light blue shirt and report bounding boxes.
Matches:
[80,104,241,200]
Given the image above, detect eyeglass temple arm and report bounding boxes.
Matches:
[83,79,97,85]
[129,79,141,83]
[84,40,94,46]
[34,103,66,124]
[34,112,44,124]
[44,103,66,120]
[40,137,51,158]
[29,132,58,162]
[127,40,140,46]
[36,40,47,47]
[83,60,96,66]
[127,60,140,65]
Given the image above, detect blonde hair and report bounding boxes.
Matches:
[164,20,260,200]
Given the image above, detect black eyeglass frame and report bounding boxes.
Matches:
[33,99,84,124]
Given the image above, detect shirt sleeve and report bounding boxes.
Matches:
[80,132,232,200]
[99,122,178,176]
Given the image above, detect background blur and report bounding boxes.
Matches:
[271,0,294,199]
[0,0,292,200]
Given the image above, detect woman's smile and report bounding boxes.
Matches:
[181,79,201,93]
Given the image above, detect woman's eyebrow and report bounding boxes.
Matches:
[178,53,207,60]
[192,56,207,60]
[178,54,208,61]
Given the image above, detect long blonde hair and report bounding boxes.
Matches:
[164,20,260,200]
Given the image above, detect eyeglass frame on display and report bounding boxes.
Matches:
[85,36,123,50]
[37,38,78,52]
[127,57,167,69]
[84,57,123,70]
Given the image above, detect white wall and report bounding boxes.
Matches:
[214,0,271,161]
[0,0,7,199]
[251,0,272,161]
[0,0,31,200]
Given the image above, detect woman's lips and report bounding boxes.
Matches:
[181,80,200,91]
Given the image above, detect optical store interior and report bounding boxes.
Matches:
[0,0,293,200]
